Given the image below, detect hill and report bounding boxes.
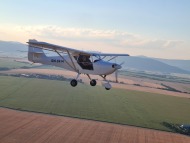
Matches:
[155,58,190,72]
[0,40,189,74]
[0,40,27,52]
[0,40,27,58]
[117,56,190,74]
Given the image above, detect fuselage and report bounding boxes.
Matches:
[27,39,128,90]
[29,54,119,75]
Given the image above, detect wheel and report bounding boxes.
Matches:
[102,82,112,90]
[105,87,111,90]
[70,79,77,87]
[90,79,97,86]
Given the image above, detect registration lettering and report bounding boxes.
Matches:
[51,59,64,63]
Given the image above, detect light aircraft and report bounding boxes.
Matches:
[27,39,129,90]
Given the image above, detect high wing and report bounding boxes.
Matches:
[27,39,90,56]
[91,52,129,57]
[27,39,129,57]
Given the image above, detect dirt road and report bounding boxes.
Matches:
[0,108,189,143]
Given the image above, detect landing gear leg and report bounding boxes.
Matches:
[87,74,97,86]
[70,73,80,87]
[100,75,112,90]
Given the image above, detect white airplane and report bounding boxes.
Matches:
[27,39,129,90]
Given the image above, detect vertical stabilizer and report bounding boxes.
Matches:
[28,39,46,63]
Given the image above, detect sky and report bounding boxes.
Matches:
[0,0,190,59]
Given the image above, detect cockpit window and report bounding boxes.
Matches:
[93,55,101,63]
[77,55,93,70]
[73,56,78,60]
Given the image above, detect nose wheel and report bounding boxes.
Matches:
[105,87,111,90]
[102,82,112,90]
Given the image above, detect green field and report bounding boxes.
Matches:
[0,58,31,69]
[120,70,190,84]
[0,58,64,70]
[0,76,190,132]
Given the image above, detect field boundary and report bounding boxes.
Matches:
[0,106,188,137]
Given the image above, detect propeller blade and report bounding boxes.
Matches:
[119,61,125,66]
[115,70,118,83]
[114,60,124,82]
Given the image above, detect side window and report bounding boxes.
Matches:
[73,56,78,60]
[93,55,101,62]
[78,55,91,63]
[34,53,40,58]
[77,55,93,70]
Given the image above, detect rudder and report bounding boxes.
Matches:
[28,39,46,63]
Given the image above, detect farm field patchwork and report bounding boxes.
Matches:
[0,76,190,132]
[0,108,189,143]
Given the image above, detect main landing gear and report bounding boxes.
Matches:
[90,79,97,86]
[70,73,97,87]
[70,73,80,87]
[87,74,97,86]
[70,74,111,90]
[70,79,77,87]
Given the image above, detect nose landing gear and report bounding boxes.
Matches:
[102,82,112,90]
[100,75,112,90]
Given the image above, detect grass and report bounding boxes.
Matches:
[183,87,190,92]
[0,58,64,70]
[0,76,190,132]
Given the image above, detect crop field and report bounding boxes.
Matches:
[0,58,30,69]
[0,108,189,143]
[0,58,64,70]
[0,76,190,132]
[120,70,190,84]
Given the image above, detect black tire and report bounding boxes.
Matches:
[105,87,110,90]
[90,79,97,86]
[70,79,77,87]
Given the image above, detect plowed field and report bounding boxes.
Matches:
[0,108,189,143]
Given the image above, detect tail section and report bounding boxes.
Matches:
[28,39,47,63]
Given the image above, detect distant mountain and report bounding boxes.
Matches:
[0,40,189,74]
[116,56,190,74]
[154,58,190,72]
[0,40,27,57]
[0,40,27,52]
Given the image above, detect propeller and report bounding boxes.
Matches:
[114,62,124,83]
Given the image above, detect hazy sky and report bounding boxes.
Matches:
[0,0,190,59]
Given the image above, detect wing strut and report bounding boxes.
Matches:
[66,50,78,72]
[55,50,78,73]
[108,56,118,61]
